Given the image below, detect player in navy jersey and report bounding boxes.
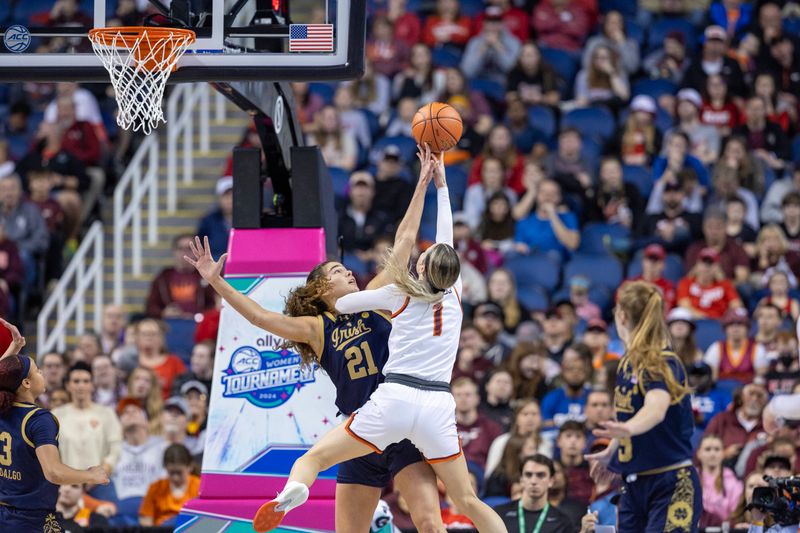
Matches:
[0,319,108,532]
[586,282,702,533]
[185,147,443,532]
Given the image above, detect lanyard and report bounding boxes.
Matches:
[518,500,549,533]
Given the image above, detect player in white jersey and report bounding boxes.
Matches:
[253,155,507,532]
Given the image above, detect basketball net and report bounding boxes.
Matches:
[89,27,196,135]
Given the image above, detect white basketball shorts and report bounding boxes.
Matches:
[345,382,462,463]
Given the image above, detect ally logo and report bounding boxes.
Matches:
[221,346,315,408]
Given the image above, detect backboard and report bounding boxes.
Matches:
[0,0,365,82]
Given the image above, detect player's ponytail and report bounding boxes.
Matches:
[383,244,460,303]
[617,281,690,402]
[0,355,24,416]
[283,261,334,368]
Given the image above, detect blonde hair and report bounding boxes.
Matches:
[756,224,789,255]
[382,244,460,304]
[127,367,163,434]
[617,281,690,402]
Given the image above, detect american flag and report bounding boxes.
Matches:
[289,24,334,52]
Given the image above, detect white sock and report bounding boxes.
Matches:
[274,481,309,513]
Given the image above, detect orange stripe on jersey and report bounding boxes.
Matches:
[433,304,443,336]
[425,439,463,464]
[391,297,410,318]
[345,413,383,454]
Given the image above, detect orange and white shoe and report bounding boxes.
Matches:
[252,482,309,532]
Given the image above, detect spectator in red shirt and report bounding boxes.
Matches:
[453,377,503,470]
[704,383,768,464]
[146,234,217,319]
[468,125,525,194]
[701,74,742,137]
[135,318,188,400]
[685,208,751,284]
[556,420,592,506]
[385,0,421,49]
[422,0,472,49]
[57,96,102,167]
[677,247,744,319]
[473,0,529,43]
[627,244,677,310]
[532,0,592,53]
[366,16,409,78]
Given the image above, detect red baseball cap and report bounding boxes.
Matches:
[722,307,750,328]
[586,318,608,333]
[699,247,720,263]
[644,244,666,261]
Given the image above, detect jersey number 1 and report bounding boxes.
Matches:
[0,432,11,466]
[346,342,379,380]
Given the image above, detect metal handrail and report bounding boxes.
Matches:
[36,221,104,355]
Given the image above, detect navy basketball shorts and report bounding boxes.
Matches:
[337,438,423,488]
[0,505,63,532]
[617,466,702,533]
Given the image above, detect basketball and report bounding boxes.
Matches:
[412,102,463,153]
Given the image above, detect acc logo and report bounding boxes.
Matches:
[4,25,31,53]
[221,346,315,408]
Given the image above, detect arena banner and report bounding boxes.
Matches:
[177,228,337,532]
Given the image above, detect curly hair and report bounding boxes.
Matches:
[283,261,334,368]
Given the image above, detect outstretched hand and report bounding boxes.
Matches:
[0,318,25,359]
[184,236,227,283]
[431,151,446,188]
[416,144,436,189]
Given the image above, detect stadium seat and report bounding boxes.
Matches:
[600,0,638,18]
[504,254,561,292]
[632,78,678,100]
[459,0,486,17]
[622,164,653,198]
[528,105,557,140]
[370,135,418,165]
[564,254,624,291]
[562,106,617,143]
[444,165,469,210]
[517,285,550,311]
[308,82,337,105]
[578,223,631,256]
[342,252,370,276]
[792,135,800,163]
[540,47,580,95]
[627,249,684,283]
[468,78,506,103]
[647,18,696,53]
[625,20,645,46]
[110,497,144,527]
[432,46,463,68]
[588,285,613,312]
[327,166,350,201]
[164,318,197,364]
[694,319,725,351]
[360,108,382,141]
[580,136,603,172]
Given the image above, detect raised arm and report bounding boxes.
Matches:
[368,145,435,290]
[185,237,322,354]
[433,153,453,246]
[336,285,399,314]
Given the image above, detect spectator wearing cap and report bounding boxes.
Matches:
[725,196,758,251]
[700,74,743,137]
[696,433,743,528]
[505,42,561,109]
[689,360,731,445]
[452,377,503,469]
[139,443,200,527]
[639,173,703,255]
[685,207,750,284]
[682,25,747,99]
[373,146,414,225]
[574,44,630,111]
[339,171,393,258]
[146,234,217,320]
[532,0,592,52]
[112,398,168,501]
[666,88,721,165]
[53,362,123,492]
[643,30,690,84]
[307,105,357,171]
[677,246,744,319]
[0,174,49,288]
[471,302,514,365]
[422,0,472,49]
[180,380,208,454]
[582,319,620,371]
[733,95,790,171]
[764,330,800,395]
[486,268,529,334]
[460,7,522,85]
[540,344,592,430]
[196,176,233,259]
[761,169,800,226]
[704,307,768,383]
[161,395,202,455]
[705,382,768,465]
[568,276,600,322]
[627,244,677,311]
[761,451,795,477]
[609,94,663,167]
[586,156,644,232]
[513,179,580,258]
[473,0,529,43]
[463,156,518,232]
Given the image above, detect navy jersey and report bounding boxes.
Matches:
[0,402,60,510]
[317,310,392,416]
[609,351,694,476]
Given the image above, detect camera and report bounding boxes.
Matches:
[748,476,800,526]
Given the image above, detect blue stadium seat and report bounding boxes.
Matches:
[528,105,557,140]
[625,20,645,46]
[432,46,463,68]
[622,164,653,198]
[308,82,337,105]
[580,136,603,172]
[564,254,624,291]
[469,78,506,103]
[517,285,550,311]
[370,135,418,165]
[343,252,370,276]
[563,107,616,143]
[588,285,613,312]
[459,0,487,17]
[647,18,696,53]
[163,318,196,364]
[792,135,800,163]
[110,497,143,527]
[504,254,561,292]
[632,78,678,99]
[694,319,725,351]
[600,0,638,18]
[360,108,381,141]
[327,166,351,201]
[540,47,580,95]
[627,250,684,283]
[578,223,631,255]
[444,165,469,211]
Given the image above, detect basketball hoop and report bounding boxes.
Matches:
[88,27,196,135]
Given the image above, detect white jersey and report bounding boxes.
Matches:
[337,187,462,383]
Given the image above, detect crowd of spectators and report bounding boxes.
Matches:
[5,0,800,531]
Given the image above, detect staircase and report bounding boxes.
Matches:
[36,88,249,352]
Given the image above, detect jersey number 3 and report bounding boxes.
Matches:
[0,432,11,466]
[346,342,379,380]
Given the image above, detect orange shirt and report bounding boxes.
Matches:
[592,351,621,370]
[140,475,201,525]
[149,354,188,399]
